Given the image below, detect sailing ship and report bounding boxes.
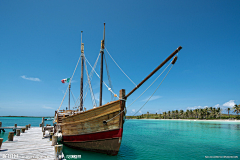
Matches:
[54,23,182,155]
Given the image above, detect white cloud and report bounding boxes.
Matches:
[141,95,162,102]
[223,100,235,108]
[42,105,54,110]
[186,106,206,110]
[186,100,236,111]
[155,109,162,113]
[21,75,41,82]
[139,110,142,114]
[132,109,135,113]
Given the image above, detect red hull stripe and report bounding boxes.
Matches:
[63,128,123,142]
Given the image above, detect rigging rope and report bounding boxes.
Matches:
[57,52,82,111]
[106,58,174,123]
[105,47,137,87]
[85,57,119,99]
[130,64,174,118]
[70,90,76,104]
[104,54,115,101]
[73,52,101,109]
[84,56,97,108]
[83,53,100,103]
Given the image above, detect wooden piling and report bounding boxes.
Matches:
[0,138,3,149]
[16,129,21,136]
[8,132,14,141]
[28,124,31,128]
[25,125,28,130]
[54,144,63,160]
[50,132,54,141]
[39,123,42,127]
[42,117,45,132]
[0,121,2,127]
[14,124,17,128]
[21,128,25,133]
[52,135,57,146]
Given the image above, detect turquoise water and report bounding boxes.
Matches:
[1,118,240,160]
[0,117,42,142]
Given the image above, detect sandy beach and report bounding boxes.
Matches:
[138,119,240,122]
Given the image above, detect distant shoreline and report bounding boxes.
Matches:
[129,118,240,122]
[0,116,53,118]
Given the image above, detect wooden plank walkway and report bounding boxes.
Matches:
[0,127,62,160]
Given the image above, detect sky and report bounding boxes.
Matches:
[0,0,239,116]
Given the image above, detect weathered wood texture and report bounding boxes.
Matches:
[60,100,122,136]
[0,127,58,159]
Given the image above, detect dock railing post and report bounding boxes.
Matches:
[0,138,3,149]
[25,125,28,130]
[52,135,58,146]
[21,128,25,133]
[50,132,54,141]
[42,117,45,132]
[54,144,63,160]
[16,129,20,136]
[8,132,14,141]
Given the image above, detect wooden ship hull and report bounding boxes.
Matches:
[56,90,126,155]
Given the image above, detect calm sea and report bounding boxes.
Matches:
[0,117,240,160]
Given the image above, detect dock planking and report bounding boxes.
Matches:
[0,127,62,159]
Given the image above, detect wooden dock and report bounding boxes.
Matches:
[0,127,63,159]
[0,127,25,133]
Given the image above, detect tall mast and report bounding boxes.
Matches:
[68,84,71,110]
[80,31,84,111]
[99,23,105,106]
[125,46,182,99]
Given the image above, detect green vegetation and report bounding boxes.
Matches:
[126,105,240,120]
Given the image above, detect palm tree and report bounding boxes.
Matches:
[163,112,167,119]
[175,110,179,119]
[199,109,204,119]
[233,104,240,118]
[159,113,162,119]
[168,111,171,119]
[172,111,175,119]
[209,107,213,118]
[185,110,189,119]
[147,111,149,119]
[189,110,193,118]
[226,108,231,118]
[204,107,208,119]
[180,110,184,119]
[216,107,222,119]
[193,109,198,118]
[212,107,216,118]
